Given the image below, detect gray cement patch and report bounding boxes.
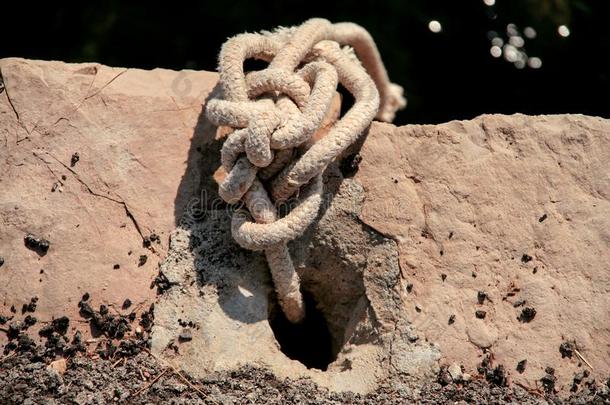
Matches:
[151,166,439,393]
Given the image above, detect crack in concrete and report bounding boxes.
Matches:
[48,67,101,129]
[83,68,129,102]
[122,203,146,242]
[33,150,149,245]
[42,67,126,132]
[1,69,20,121]
[0,68,31,139]
[4,86,20,122]
[42,151,123,202]
[32,152,64,184]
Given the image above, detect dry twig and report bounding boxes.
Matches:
[143,348,207,398]
[131,368,168,397]
[574,349,594,370]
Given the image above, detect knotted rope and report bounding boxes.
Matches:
[206,18,406,323]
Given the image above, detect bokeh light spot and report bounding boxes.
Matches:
[558,25,570,37]
[491,37,504,47]
[524,26,537,39]
[428,20,442,33]
[503,44,518,62]
[528,57,542,69]
[506,23,518,37]
[509,36,524,48]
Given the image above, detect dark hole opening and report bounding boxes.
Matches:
[268,290,335,371]
[337,83,355,117]
[243,58,269,73]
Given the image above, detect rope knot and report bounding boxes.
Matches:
[245,109,281,168]
[206,18,405,323]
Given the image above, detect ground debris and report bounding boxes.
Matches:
[559,340,576,358]
[143,233,161,248]
[21,296,38,313]
[24,234,50,256]
[70,152,80,167]
[478,354,508,387]
[518,307,536,323]
[448,314,455,325]
[541,367,557,392]
[39,316,69,337]
[150,271,176,294]
[0,350,608,404]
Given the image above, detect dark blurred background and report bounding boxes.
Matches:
[2,0,608,125]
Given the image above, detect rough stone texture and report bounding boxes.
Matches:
[2,59,608,397]
[356,116,610,393]
[0,58,217,342]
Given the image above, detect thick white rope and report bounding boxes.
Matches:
[206,18,406,323]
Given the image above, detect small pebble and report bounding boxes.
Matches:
[448,314,456,325]
[122,299,132,310]
[559,340,575,358]
[70,152,80,167]
[518,307,536,323]
[24,234,50,255]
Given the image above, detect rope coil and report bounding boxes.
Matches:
[206,18,406,323]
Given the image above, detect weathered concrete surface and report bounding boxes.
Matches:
[152,169,440,393]
[2,59,609,396]
[0,58,217,341]
[356,115,610,393]
[149,83,442,393]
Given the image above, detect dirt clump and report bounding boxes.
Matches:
[23,234,50,256]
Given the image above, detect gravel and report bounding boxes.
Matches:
[1,351,608,404]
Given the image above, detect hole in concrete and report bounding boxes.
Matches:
[265,172,382,372]
[269,290,334,371]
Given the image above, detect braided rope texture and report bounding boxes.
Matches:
[205,18,406,323]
